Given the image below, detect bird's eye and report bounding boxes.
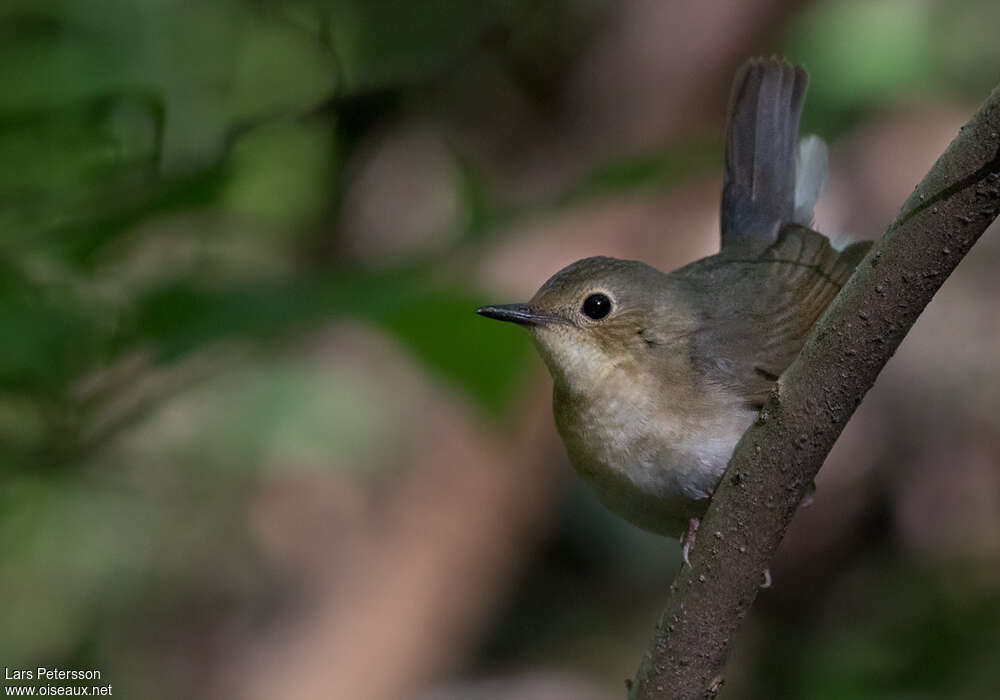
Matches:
[581,293,612,320]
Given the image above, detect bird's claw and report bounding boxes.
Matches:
[680,517,700,567]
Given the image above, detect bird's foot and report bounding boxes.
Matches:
[680,517,700,567]
[798,480,817,509]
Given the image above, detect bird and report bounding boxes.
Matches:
[476,58,870,562]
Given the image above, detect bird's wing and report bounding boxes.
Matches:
[676,225,870,408]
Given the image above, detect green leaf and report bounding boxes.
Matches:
[122,269,532,414]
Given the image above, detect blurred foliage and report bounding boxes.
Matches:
[745,559,1000,700]
[1,0,562,689]
[0,0,556,468]
[782,0,1000,136]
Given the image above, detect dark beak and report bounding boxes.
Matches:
[476,303,553,327]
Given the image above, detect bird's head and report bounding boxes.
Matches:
[477,256,676,393]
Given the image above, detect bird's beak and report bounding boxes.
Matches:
[476,303,556,327]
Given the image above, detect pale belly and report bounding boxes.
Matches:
[553,386,755,537]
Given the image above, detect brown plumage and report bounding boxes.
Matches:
[477,58,870,540]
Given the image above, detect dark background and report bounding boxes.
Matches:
[2,1,999,698]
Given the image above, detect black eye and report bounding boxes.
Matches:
[581,293,612,320]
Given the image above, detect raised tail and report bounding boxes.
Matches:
[721,58,819,251]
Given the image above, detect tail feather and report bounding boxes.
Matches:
[793,134,828,225]
[721,58,808,250]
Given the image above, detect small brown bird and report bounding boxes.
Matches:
[477,59,869,560]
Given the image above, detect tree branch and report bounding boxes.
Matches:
[628,86,1000,700]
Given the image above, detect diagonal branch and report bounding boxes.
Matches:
[628,85,1000,700]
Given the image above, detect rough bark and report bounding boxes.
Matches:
[628,86,1000,700]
